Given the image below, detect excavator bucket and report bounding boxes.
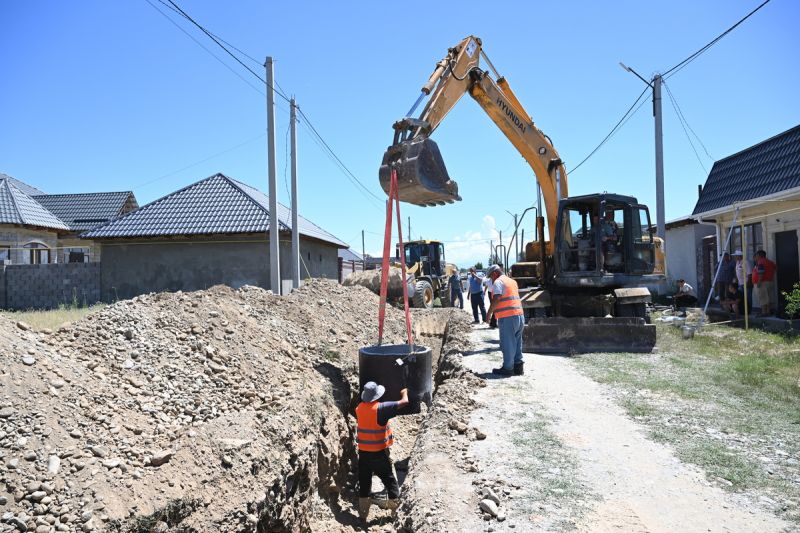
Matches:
[379,138,461,207]
[523,317,656,354]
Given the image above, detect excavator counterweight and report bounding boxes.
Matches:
[379,138,461,207]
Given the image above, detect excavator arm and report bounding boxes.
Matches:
[379,35,568,247]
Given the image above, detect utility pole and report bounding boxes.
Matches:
[361,230,365,263]
[653,74,665,242]
[408,217,411,241]
[620,63,666,245]
[290,97,299,290]
[265,57,280,294]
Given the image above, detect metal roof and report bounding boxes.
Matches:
[33,191,138,231]
[693,125,800,215]
[338,248,362,261]
[81,173,348,247]
[0,173,46,196]
[0,178,69,231]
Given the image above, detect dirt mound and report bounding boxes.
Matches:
[0,280,417,532]
[342,267,412,299]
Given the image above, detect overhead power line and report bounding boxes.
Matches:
[663,0,771,79]
[296,108,385,205]
[147,0,386,208]
[568,85,650,174]
[663,81,710,175]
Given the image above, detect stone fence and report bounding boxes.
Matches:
[0,263,101,310]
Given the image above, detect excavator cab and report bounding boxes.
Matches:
[554,194,656,285]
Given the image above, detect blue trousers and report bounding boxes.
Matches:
[498,314,524,370]
[451,286,464,309]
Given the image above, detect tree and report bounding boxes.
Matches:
[474,261,483,270]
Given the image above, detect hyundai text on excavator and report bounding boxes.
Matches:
[378,36,664,353]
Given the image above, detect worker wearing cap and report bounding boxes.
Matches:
[355,381,409,521]
[484,264,525,376]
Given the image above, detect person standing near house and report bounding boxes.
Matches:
[733,250,750,314]
[355,381,409,522]
[485,264,525,376]
[448,268,464,309]
[716,252,736,301]
[467,268,486,324]
[752,250,777,316]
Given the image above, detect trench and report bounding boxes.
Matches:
[304,310,458,532]
[110,311,461,533]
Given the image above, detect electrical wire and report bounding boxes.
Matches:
[663,0,771,79]
[143,0,266,96]
[666,81,708,174]
[148,0,385,211]
[663,81,713,161]
[296,108,385,204]
[568,85,650,174]
[132,133,267,189]
[163,0,293,105]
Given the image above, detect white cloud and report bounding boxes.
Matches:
[441,215,500,268]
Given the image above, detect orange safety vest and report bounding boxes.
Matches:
[355,401,394,452]
[494,275,524,319]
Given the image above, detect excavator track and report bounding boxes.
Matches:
[522,317,656,354]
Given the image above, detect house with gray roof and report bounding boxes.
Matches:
[692,124,800,315]
[0,175,69,265]
[0,173,139,265]
[82,173,349,300]
[34,191,138,263]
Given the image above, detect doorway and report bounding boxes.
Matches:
[775,230,799,317]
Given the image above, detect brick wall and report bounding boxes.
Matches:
[1,263,101,310]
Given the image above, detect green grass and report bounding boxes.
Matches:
[575,318,800,523]
[1,304,105,331]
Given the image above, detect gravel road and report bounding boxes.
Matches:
[463,324,793,533]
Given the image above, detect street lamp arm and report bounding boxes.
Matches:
[619,62,653,87]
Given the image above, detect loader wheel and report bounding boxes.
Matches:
[440,287,452,308]
[413,280,434,309]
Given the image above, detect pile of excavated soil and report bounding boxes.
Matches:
[342,267,412,299]
[0,280,427,533]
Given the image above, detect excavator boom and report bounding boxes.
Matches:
[379,36,659,354]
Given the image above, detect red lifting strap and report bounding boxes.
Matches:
[377,168,413,346]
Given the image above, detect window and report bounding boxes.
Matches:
[66,248,89,263]
[729,223,763,260]
[0,247,9,264]
[560,205,595,272]
[23,242,50,264]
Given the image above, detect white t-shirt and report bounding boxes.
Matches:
[492,277,506,299]
[678,283,695,297]
[735,259,750,286]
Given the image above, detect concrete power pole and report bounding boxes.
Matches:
[653,74,665,242]
[621,64,666,246]
[361,230,365,263]
[265,57,280,294]
[290,98,300,289]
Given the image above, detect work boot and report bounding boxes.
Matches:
[373,498,399,511]
[514,362,524,376]
[357,497,371,522]
[491,367,513,376]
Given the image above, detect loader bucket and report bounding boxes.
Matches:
[379,138,461,206]
[523,317,656,354]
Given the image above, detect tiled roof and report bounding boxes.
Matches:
[0,173,46,196]
[339,248,362,261]
[33,192,138,231]
[82,173,347,247]
[693,125,800,215]
[0,178,69,231]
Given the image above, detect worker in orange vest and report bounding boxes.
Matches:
[355,381,409,521]
[485,264,525,376]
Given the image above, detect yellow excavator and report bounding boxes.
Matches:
[379,36,664,353]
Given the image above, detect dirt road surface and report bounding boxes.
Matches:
[462,325,793,532]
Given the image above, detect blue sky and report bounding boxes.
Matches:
[2,0,798,267]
